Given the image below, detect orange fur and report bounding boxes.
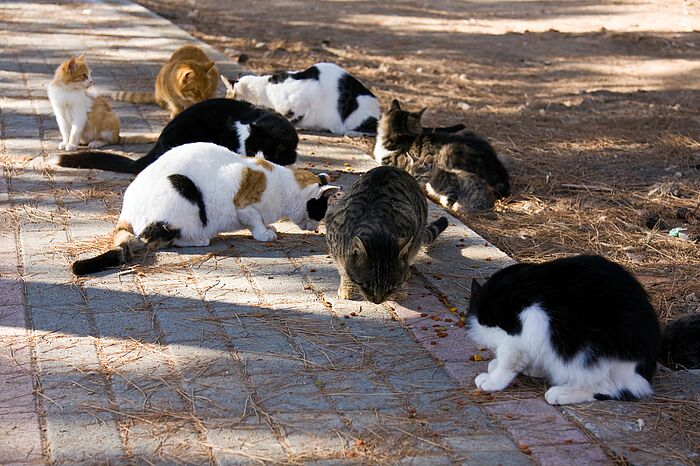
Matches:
[155,45,219,118]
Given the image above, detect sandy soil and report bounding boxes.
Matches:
[135,0,700,323]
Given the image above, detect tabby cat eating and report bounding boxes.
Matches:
[71,142,339,275]
[325,165,448,304]
[375,100,510,212]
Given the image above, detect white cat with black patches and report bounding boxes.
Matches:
[222,62,380,135]
[71,142,339,275]
[468,255,662,405]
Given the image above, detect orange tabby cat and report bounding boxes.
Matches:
[111,45,219,118]
[47,54,157,150]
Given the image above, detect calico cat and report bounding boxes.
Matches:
[222,62,380,135]
[72,142,339,275]
[660,314,700,370]
[325,165,448,304]
[56,98,298,173]
[47,55,158,151]
[374,100,510,212]
[468,255,662,405]
[111,44,219,118]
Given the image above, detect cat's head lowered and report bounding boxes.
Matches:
[53,54,92,90]
[290,170,340,231]
[174,59,218,102]
[343,231,415,304]
[221,74,270,107]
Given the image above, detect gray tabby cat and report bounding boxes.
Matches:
[325,165,448,304]
[374,99,510,212]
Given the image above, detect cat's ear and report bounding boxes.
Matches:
[76,52,86,61]
[471,279,482,298]
[203,60,216,72]
[221,75,237,96]
[65,58,77,73]
[352,236,367,259]
[317,173,331,185]
[177,66,194,84]
[390,99,401,111]
[397,236,414,258]
[319,184,341,198]
[417,107,427,119]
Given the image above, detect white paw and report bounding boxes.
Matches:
[253,229,277,242]
[58,141,66,150]
[87,140,105,149]
[474,372,507,391]
[488,358,499,373]
[65,143,78,151]
[545,386,595,405]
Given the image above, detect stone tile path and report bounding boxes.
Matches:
[0,0,696,464]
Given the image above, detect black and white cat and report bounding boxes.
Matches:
[56,98,298,174]
[222,62,380,135]
[468,255,662,405]
[71,142,340,275]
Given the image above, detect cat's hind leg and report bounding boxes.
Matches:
[475,341,527,391]
[545,385,597,405]
[87,140,108,149]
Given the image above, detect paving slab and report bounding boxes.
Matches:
[1,0,697,464]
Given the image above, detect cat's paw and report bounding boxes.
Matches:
[87,140,106,149]
[58,141,67,150]
[337,285,354,300]
[545,386,595,405]
[252,228,277,242]
[64,143,78,151]
[474,372,510,391]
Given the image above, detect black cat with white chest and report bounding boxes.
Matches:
[468,255,661,405]
[56,98,298,173]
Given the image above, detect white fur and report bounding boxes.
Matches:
[231,63,379,135]
[120,142,339,245]
[234,122,250,155]
[468,304,653,405]
[373,124,399,164]
[47,71,94,151]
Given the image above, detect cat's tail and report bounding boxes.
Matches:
[119,133,160,144]
[55,150,139,174]
[71,221,143,276]
[110,91,157,104]
[660,314,700,370]
[422,217,449,245]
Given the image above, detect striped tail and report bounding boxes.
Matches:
[423,216,449,244]
[119,133,160,144]
[110,91,157,104]
[56,150,138,174]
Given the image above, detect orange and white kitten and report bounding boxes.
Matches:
[111,45,219,118]
[48,55,157,151]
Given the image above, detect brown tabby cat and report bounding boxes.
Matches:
[47,54,158,151]
[111,45,219,118]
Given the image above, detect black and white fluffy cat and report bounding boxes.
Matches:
[222,62,380,135]
[56,98,298,174]
[71,142,339,275]
[468,255,661,405]
[375,100,510,212]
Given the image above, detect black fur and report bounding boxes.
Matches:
[337,73,375,122]
[168,174,207,226]
[72,249,125,276]
[353,116,378,134]
[660,314,700,370]
[268,65,321,84]
[57,99,298,174]
[469,255,662,381]
[140,221,180,244]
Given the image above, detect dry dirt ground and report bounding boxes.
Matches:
[135,0,700,324]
